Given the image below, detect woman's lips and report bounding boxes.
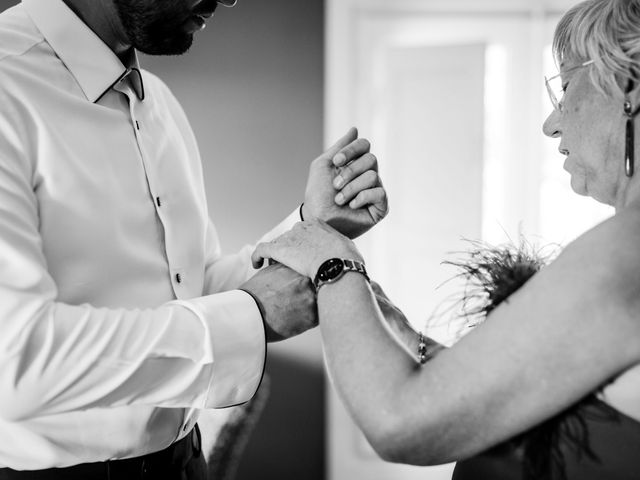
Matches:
[563,155,577,173]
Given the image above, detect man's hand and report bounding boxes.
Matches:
[240,263,318,342]
[303,127,389,239]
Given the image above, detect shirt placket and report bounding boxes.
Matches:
[113,79,198,439]
[113,79,187,299]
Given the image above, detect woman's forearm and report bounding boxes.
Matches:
[318,273,442,460]
[371,282,444,360]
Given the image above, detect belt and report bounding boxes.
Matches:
[0,424,203,480]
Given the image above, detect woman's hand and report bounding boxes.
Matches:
[251,219,364,279]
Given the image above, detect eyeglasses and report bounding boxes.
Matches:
[545,60,595,112]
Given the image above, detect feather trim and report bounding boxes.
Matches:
[444,239,615,480]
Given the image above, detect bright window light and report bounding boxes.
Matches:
[482,44,508,244]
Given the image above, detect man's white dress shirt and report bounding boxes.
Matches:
[0,0,297,469]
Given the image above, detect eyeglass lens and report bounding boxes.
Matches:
[546,75,564,111]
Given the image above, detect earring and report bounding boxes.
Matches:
[624,76,640,178]
[625,100,635,177]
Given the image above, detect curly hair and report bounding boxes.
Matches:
[553,0,640,96]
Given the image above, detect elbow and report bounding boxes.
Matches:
[369,437,419,465]
[370,438,448,467]
[363,414,458,466]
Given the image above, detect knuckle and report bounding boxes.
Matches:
[341,144,355,158]
[340,183,354,200]
[349,192,364,207]
[365,170,378,184]
[340,164,353,179]
[356,190,369,203]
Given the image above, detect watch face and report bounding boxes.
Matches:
[318,258,344,282]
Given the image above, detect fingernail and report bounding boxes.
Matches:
[333,153,346,166]
[350,200,358,208]
[335,192,345,205]
[333,175,344,189]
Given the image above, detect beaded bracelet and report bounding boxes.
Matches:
[418,332,428,364]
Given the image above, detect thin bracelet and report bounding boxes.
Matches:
[418,332,428,364]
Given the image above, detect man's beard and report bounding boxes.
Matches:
[112,0,194,56]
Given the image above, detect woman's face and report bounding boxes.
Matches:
[543,58,627,207]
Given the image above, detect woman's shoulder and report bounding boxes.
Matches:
[558,206,640,291]
[579,203,640,245]
[566,206,640,419]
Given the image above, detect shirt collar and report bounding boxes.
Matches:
[22,0,145,102]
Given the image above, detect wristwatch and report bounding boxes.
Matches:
[313,258,369,291]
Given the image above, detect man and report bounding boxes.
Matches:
[0,0,388,478]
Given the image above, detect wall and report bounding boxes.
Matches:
[141,1,324,251]
[0,0,326,478]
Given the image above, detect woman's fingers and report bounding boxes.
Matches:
[252,220,353,277]
[252,231,307,273]
[252,240,283,269]
[251,242,269,269]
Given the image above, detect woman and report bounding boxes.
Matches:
[253,0,640,478]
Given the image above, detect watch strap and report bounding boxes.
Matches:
[313,258,369,291]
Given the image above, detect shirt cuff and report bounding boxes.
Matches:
[173,290,266,408]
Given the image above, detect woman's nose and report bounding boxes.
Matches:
[543,109,562,138]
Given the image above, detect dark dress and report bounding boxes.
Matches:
[444,242,640,479]
[452,399,640,480]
